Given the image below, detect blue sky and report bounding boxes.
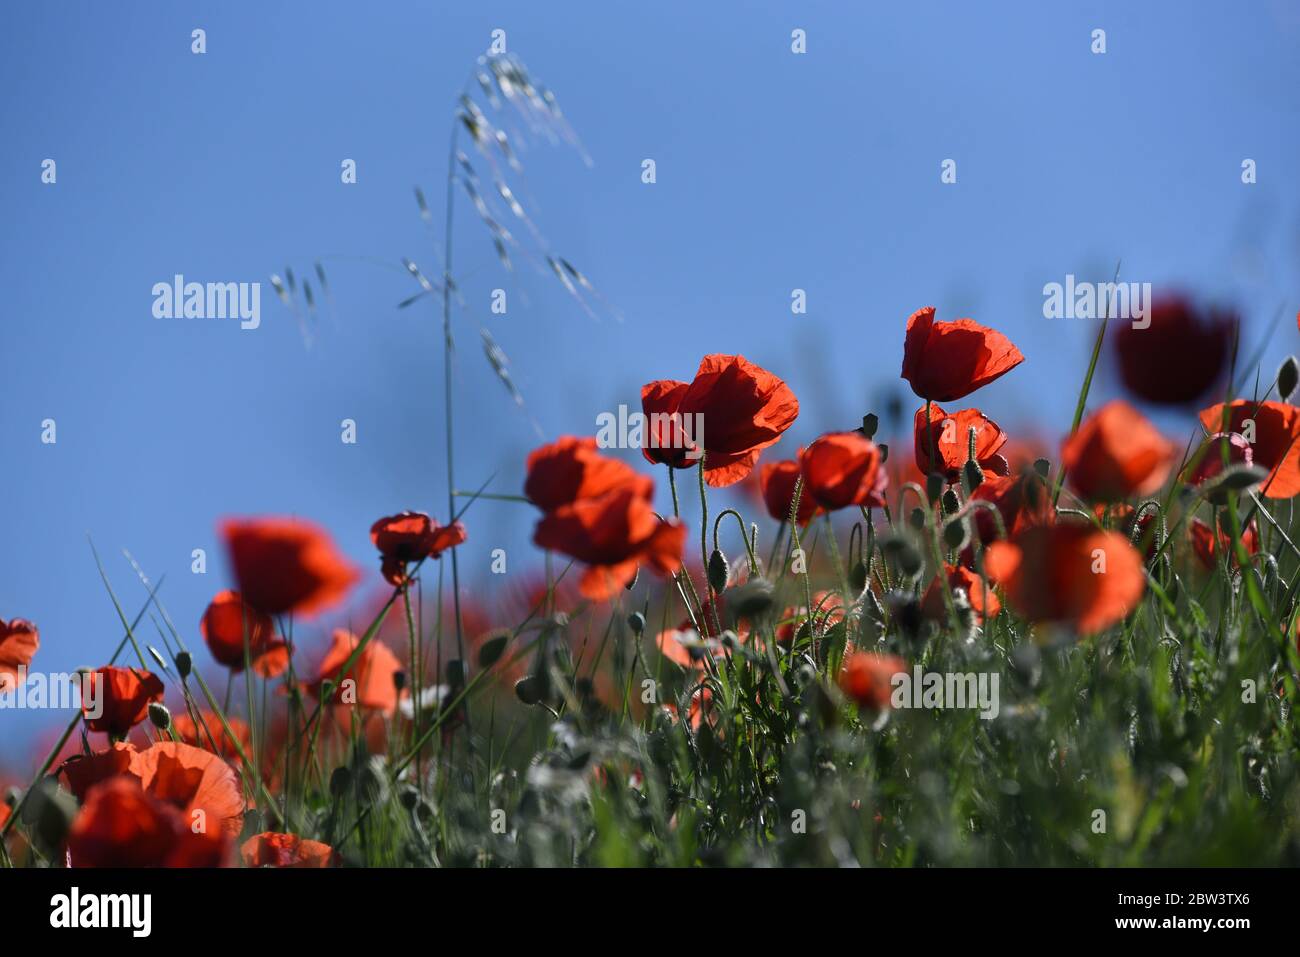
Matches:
[2,0,1298,762]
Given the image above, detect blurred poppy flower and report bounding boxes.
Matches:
[838,652,907,711]
[308,628,403,714]
[1183,432,1253,503]
[921,564,1002,623]
[1102,504,1159,560]
[758,459,819,525]
[1061,400,1176,503]
[901,306,1025,402]
[776,591,848,645]
[130,741,245,838]
[983,524,1145,634]
[534,485,686,599]
[200,590,290,678]
[369,511,467,586]
[525,436,652,511]
[799,432,886,510]
[968,471,1053,547]
[58,742,138,802]
[66,777,229,868]
[1114,294,1236,405]
[220,517,360,617]
[0,618,38,692]
[1188,517,1259,570]
[662,686,715,731]
[242,832,338,868]
[640,354,799,487]
[1198,400,1300,499]
[84,666,165,739]
[171,712,252,763]
[913,404,1009,481]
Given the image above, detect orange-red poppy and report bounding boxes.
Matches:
[1061,400,1176,503]
[967,470,1054,548]
[758,459,819,525]
[84,666,165,739]
[983,524,1145,634]
[308,628,403,714]
[901,306,1025,402]
[533,485,686,599]
[0,617,38,692]
[58,742,139,802]
[838,652,907,711]
[921,564,1002,623]
[640,354,799,487]
[369,511,467,586]
[241,831,338,868]
[799,432,886,511]
[525,436,652,511]
[1198,400,1300,499]
[220,517,360,617]
[66,777,230,868]
[200,590,290,677]
[1188,517,1259,570]
[130,741,246,838]
[913,404,1009,481]
[171,712,252,763]
[1114,294,1236,406]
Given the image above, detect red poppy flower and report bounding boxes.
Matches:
[1198,400,1300,499]
[200,590,290,678]
[1114,294,1236,405]
[901,306,1025,402]
[799,432,886,510]
[130,741,246,838]
[983,524,1145,635]
[241,832,338,868]
[1188,517,1259,570]
[220,517,360,617]
[968,471,1054,547]
[525,436,653,511]
[0,618,39,693]
[533,485,687,599]
[1061,400,1176,503]
[308,628,403,714]
[640,354,799,487]
[776,591,848,645]
[1183,432,1253,495]
[369,511,467,586]
[921,564,1002,623]
[758,459,819,525]
[838,652,907,711]
[58,742,139,802]
[1101,504,1159,560]
[171,712,252,763]
[84,666,165,739]
[66,777,230,868]
[913,404,1009,481]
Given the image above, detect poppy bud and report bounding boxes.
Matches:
[877,443,890,463]
[514,675,544,706]
[926,472,945,504]
[353,756,388,806]
[329,766,352,800]
[477,633,509,669]
[1279,355,1298,401]
[1032,458,1051,480]
[147,702,171,730]
[626,611,646,636]
[398,785,420,811]
[175,650,192,678]
[22,779,77,855]
[707,549,730,593]
[860,413,879,438]
[393,669,408,693]
[908,507,926,531]
[882,536,923,579]
[941,488,960,516]
[849,560,868,594]
[963,457,985,490]
[446,660,465,689]
[943,517,969,551]
[729,577,775,618]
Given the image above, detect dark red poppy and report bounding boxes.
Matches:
[1114,294,1236,405]
[1198,400,1300,499]
[84,666,165,739]
[1183,432,1253,496]
[913,404,1008,481]
[1060,400,1176,503]
[58,742,138,802]
[525,436,652,511]
[1188,517,1259,570]
[983,524,1145,635]
[66,777,229,868]
[640,354,799,487]
[533,485,686,599]
[838,652,907,711]
[901,306,1025,402]
[200,590,290,677]
[0,618,38,693]
[220,517,360,617]
[308,628,404,714]
[241,832,338,868]
[369,511,467,586]
[799,432,886,510]
[758,459,819,525]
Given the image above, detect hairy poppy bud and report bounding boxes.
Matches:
[963,458,985,491]
[147,702,171,730]
[707,549,730,593]
[174,650,192,678]
[729,577,775,618]
[926,472,945,504]
[514,675,544,706]
[943,517,969,551]
[882,536,923,579]
[626,611,646,636]
[941,488,960,516]
[1032,458,1051,480]
[1279,355,1298,401]
[908,507,927,531]
[849,559,869,594]
[860,413,879,438]
[398,785,420,811]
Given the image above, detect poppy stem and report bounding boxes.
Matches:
[697,457,724,638]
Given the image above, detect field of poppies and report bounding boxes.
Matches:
[3,288,1300,868]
